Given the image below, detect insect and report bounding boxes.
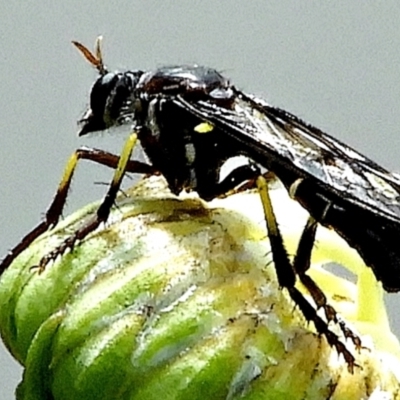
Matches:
[3,37,400,370]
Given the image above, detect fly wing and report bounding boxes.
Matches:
[175,92,400,223]
[173,92,400,291]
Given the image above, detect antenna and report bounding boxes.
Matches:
[72,36,107,75]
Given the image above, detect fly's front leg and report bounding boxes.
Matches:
[0,133,155,276]
[36,132,143,272]
[256,175,356,372]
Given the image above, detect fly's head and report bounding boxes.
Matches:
[73,37,237,198]
[73,37,143,136]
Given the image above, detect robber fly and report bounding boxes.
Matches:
[2,37,400,370]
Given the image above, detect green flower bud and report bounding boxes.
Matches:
[1,176,399,399]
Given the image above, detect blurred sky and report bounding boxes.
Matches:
[1,2,400,398]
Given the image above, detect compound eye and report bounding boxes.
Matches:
[90,72,119,115]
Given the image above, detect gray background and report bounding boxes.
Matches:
[1,1,400,398]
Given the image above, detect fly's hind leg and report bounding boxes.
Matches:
[0,131,156,275]
[256,175,358,372]
[293,216,362,349]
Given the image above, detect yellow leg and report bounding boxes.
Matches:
[37,132,139,272]
[256,174,357,371]
[0,132,153,275]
